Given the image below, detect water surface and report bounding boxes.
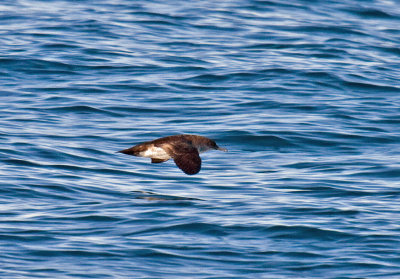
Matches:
[1,0,400,278]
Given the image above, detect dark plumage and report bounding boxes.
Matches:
[118,134,227,175]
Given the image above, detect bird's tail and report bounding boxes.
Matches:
[118,145,144,156]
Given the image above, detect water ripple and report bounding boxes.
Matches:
[1,0,400,278]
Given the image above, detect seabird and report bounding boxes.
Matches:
[118,134,227,175]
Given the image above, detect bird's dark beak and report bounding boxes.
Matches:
[217,147,228,152]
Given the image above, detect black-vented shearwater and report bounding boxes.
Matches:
[118,134,227,175]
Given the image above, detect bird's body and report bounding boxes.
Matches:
[118,134,227,175]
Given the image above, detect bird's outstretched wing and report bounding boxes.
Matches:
[173,151,201,175]
[157,141,201,175]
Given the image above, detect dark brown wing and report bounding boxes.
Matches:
[173,152,201,175]
[154,139,201,175]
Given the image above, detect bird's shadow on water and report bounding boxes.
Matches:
[130,190,204,202]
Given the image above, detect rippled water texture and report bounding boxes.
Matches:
[1,0,400,278]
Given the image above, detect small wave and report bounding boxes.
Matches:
[266,225,356,241]
[221,132,296,149]
[344,8,394,19]
[134,222,228,237]
[40,105,122,117]
[343,81,400,92]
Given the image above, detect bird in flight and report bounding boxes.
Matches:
[118,134,227,175]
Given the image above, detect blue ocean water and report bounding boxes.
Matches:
[1,0,400,278]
